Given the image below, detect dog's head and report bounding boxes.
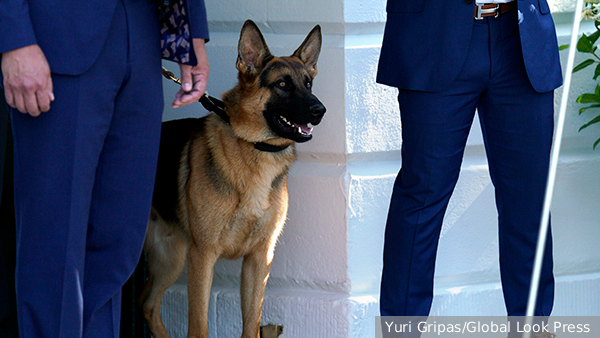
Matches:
[224,20,325,144]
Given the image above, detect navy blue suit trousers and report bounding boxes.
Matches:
[380,10,555,317]
[9,1,163,337]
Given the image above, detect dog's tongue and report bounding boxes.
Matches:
[299,124,313,135]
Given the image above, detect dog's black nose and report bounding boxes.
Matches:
[310,103,326,117]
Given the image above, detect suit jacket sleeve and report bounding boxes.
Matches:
[187,0,209,42]
[0,0,38,55]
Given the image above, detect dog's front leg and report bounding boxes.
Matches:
[240,248,273,338]
[187,244,218,338]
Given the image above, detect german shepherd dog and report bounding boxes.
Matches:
[141,20,325,338]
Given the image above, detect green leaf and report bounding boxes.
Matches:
[579,104,600,115]
[576,93,600,103]
[594,137,600,150]
[589,29,600,44]
[579,114,600,131]
[559,44,570,51]
[594,64,600,80]
[577,34,595,53]
[573,59,596,73]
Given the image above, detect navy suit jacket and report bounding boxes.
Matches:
[377,0,562,93]
[0,0,209,76]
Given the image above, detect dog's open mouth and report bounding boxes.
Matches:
[274,114,315,137]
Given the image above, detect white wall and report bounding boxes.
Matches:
[159,1,600,336]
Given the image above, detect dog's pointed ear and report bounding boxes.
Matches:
[236,20,272,77]
[292,25,322,78]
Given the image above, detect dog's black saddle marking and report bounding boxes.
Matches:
[152,118,205,225]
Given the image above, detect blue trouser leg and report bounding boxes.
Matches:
[380,80,479,317]
[477,12,554,317]
[11,0,163,336]
[380,10,554,317]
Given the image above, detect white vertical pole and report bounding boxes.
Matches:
[524,0,585,333]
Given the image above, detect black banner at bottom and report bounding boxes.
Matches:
[376,316,599,338]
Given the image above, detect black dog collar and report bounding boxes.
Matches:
[199,93,289,153]
[252,142,290,153]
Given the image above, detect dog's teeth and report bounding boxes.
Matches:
[297,127,302,134]
[280,115,295,127]
[308,123,314,129]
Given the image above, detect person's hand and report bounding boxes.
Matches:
[172,38,209,108]
[1,44,54,117]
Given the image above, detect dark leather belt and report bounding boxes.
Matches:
[474,2,517,20]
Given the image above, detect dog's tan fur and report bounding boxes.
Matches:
[140,20,324,338]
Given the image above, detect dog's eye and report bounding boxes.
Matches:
[306,82,312,89]
[278,81,287,88]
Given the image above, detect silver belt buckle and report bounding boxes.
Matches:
[475,3,500,20]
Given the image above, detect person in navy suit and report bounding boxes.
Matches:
[378,0,562,319]
[0,0,209,337]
